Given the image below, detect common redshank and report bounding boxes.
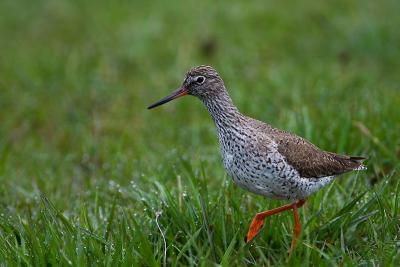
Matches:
[148,65,366,253]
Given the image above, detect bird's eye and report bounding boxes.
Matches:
[195,76,205,84]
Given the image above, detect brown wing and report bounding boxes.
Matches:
[250,119,366,178]
[273,132,365,178]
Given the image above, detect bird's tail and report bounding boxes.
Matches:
[349,156,367,171]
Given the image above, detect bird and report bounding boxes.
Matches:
[147,65,366,253]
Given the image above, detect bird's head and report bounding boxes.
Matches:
[148,65,225,109]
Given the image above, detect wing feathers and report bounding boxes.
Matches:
[248,119,366,179]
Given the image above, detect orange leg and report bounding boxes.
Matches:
[245,199,306,251]
[290,203,301,253]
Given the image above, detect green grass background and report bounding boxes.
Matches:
[0,0,399,265]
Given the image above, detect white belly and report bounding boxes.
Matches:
[222,150,335,200]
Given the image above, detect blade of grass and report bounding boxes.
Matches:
[220,230,238,267]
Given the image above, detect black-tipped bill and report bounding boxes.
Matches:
[147,87,188,109]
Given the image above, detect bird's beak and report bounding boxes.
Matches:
[147,86,188,109]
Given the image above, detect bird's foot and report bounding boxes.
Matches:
[245,199,306,252]
[245,217,265,243]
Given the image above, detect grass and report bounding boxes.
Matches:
[0,0,399,265]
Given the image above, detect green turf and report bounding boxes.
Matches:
[0,0,399,265]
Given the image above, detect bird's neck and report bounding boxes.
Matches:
[201,90,245,132]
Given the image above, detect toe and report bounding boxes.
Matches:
[245,219,264,243]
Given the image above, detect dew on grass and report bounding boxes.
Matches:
[130,182,138,189]
[108,180,116,187]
